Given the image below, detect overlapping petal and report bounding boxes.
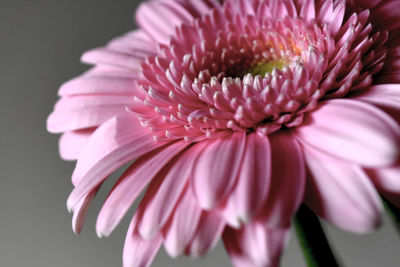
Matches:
[46,0,400,266]
[303,144,383,233]
[295,99,400,167]
[259,132,306,228]
[223,223,290,267]
[223,133,271,228]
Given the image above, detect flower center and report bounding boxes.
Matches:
[130,5,384,142]
[245,60,288,78]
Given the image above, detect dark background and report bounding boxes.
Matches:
[1,0,399,266]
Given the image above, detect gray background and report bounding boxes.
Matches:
[1,0,399,266]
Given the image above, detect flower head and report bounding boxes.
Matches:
[47,0,400,266]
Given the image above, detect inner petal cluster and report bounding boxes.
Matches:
[129,4,385,141]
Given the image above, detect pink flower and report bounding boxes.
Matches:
[47,0,400,266]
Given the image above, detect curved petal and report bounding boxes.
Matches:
[351,84,400,110]
[137,143,204,239]
[59,129,94,161]
[123,214,162,267]
[136,0,219,44]
[192,132,246,210]
[259,132,305,228]
[369,1,400,31]
[223,133,271,228]
[303,144,383,233]
[223,224,290,267]
[96,140,189,237]
[299,0,316,21]
[47,106,127,133]
[54,95,134,111]
[71,186,100,234]
[186,209,225,257]
[67,115,168,209]
[367,164,400,194]
[295,99,400,167]
[163,187,202,258]
[107,30,157,56]
[81,48,145,70]
[58,75,138,96]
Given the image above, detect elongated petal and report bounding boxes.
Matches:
[137,143,205,239]
[192,132,246,210]
[47,106,127,133]
[67,115,167,208]
[96,141,189,237]
[304,145,383,233]
[223,133,271,228]
[352,84,400,110]
[58,75,138,96]
[136,0,194,44]
[54,95,134,111]
[370,1,400,31]
[367,164,400,194]
[123,214,162,267]
[186,209,225,257]
[300,0,316,21]
[59,129,94,161]
[259,132,305,228]
[328,0,345,35]
[295,99,400,167]
[136,0,219,44]
[82,47,148,70]
[163,187,202,258]
[71,186,100,234]
[223,224,290,267]
[107,30,157,55]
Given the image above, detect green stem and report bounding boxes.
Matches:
[382,196,400,234]
[294,205,341,267]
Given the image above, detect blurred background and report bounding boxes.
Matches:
[1,0,399,266]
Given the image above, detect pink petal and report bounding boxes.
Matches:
[367,164,400,194]
[59,129,94,161]
[223,133,271,228]
[81,48,145,70]
[137,143,204,239]
[47,106,127,133]
[136,0,219,44]
[49,94,135,133]
[259,132,305,228]
[192,132,246,209]
[186,209,225,257]
[107,30,157,56]
[71,186,99,234]
[54,95,134,111]
[123,214,162,267]
[232,0,257,15]
[96,140,189,237]
[223,224,290,267]
[295,99,400,167]
[135,0,194,44]
[58,75,138,96]
[352,84,400,110]
[300,0,316,21]
[328,0,345,35]
[303,144,383,233]
[67,115,167,208]
[266,0,297,19]
[371,1,400,31]
[163,187,202,258]
[317,0,333,25]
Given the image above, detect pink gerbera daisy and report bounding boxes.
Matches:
[47,0,400,266]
